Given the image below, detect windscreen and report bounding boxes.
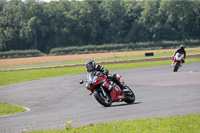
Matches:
[87,72,95,85]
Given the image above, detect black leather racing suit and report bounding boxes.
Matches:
[95,65,125,89]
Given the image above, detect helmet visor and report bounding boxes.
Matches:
[86,65,93,72]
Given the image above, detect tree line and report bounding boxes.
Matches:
[0,0,200,53]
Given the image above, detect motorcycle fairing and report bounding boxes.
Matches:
[87,71,127,102]
[173,53,184,67]
[87,72,107,91]
[174,53,184,61]
[110,85,126,102]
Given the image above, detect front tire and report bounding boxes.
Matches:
[94,90,112,107]
[173,63,178,72]
[123,85,135,103]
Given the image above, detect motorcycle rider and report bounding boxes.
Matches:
[172,44,186,65]
[85,60,126,90]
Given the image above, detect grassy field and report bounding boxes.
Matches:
[29,114,200,133]
[0,102,26,115]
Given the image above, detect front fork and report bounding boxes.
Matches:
[89,86,107,96]
[100,86,107,97]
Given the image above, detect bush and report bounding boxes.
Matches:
[49,40,200,55]
[0,50,45,59]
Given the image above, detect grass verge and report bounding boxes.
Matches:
[28,114,200,133]
[0,58,200,87]
[0,102,26,116]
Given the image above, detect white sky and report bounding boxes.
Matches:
[39,0,82,2]
[41,0,57,2]
[39,0,59,2]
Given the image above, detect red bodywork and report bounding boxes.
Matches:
[88,75,126,102]
[109,84,126,102]
[88,76,106,91]
[173,53,184,68]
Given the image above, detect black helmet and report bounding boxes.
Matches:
[180,44,185,49]
[86,60,96,72]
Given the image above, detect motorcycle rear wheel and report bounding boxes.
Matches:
[94,90,112,107]
[123,85,135,103]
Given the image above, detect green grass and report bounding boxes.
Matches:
[0,66,86,87]
[0,102,26,115]
[29,114,200,133]
[1,58,200,87]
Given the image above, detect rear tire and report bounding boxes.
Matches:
[123,85,135,103]
[94,90,112,107]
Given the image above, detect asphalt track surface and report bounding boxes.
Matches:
[0,63,200,132]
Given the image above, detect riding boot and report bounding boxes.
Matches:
[116,80,126,90]
[112,75,126,90]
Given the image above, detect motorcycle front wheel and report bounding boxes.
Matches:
[123,85,135,103]
[94,90,112,107]
[173,62,178,72]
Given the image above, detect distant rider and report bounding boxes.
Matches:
[172,44,186,65]
[85,60,126,90]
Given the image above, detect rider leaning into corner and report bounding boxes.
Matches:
[172,44,186,66]
[85,60,126,90]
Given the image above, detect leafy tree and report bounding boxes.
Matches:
[139,0,161,41]
[43,0,71,51]
[0,0,200,53]
[0,0,22,51]
[158,0,200,40]
[99,0,126,43]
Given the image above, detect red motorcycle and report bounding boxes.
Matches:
[173,53,184,72]
[80,71,135,107]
